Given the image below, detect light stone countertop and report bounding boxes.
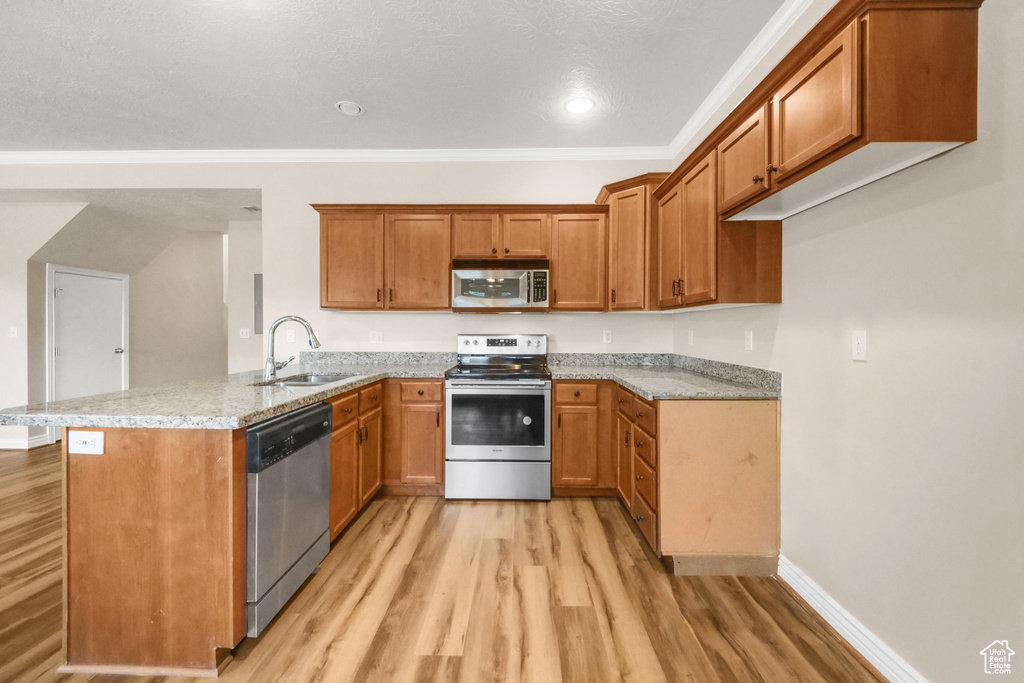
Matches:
[0,357,779,430]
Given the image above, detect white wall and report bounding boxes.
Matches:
[129,231,228,387]
[0,202,86,446]
[671,2,1022,680]
[227,220,264,373]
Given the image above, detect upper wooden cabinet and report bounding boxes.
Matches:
[771,19,860,184]
[655,182,683,309]
[502,213,550,258]
[718,103,772,214]
[320,213,384,309]
[680,150,718,305]
[452,213,500,258]
[550,213,606,311]
[385,214,451,310]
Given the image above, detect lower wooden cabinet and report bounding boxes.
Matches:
[552,381,615,492]
[399,403,443,484]
[615,413,632,503]
[383,379,445,492]
[329,420,360,540]
[358,408,383,507]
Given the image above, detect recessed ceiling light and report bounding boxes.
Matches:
[334,101,364,116]
[564,97,595,114]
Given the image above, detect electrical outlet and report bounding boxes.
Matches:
[285,329,295,343]
[239,328,250,339]
[369,331,383,344]
[852,331,867,361]
[68,430,104,455]
[8,326,16,338]
[603,330,612,344]
[744,331,754,351]
[687,330,694,346]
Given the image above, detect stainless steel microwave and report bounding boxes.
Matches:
[451,259,549,310]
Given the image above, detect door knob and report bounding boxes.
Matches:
[114,348,124,354]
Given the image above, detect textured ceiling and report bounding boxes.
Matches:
[0,0,786,151]
[0,188,260,273]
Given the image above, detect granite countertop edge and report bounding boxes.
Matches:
[0,361,778,430]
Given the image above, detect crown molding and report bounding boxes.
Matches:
[666,0,823,161]
[0,146,673,165]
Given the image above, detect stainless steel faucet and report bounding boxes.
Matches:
[265,315,321,380]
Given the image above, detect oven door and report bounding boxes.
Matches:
[445,383,551,461]
[452,269,530,309]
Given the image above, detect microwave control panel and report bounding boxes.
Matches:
[532,271,548,304]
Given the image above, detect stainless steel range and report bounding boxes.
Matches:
[444,334,551,500]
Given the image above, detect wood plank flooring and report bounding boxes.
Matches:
[0,444,884,682]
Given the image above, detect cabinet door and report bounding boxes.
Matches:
[358,409,383,507]
[400,403,443,485]
[680,150,718,305]
[609,188,646,310]
[385,214,452,310]
[452,213,500,259]
[655,183,683,309]
[321,213,384,309]
[553,405,599,486]
[501,214,550,258]
[772,19,861,183]
[550,214,606,311]
[330,420,360,540]
[615,414,633,505]
[718,103,771,213]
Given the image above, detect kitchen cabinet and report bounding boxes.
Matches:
[320,213,384,309]
[680,150,718,305]
[615,413,632,504]
[771,19,860,184]
[385,214,451,309]
[399,402,443,485]
[551,213,606,311]
[329,420,359,540]
[502,213,550,258]
[383,379,445,493]
[553,405,599,487]
[718,103,772,213]
[552,381,615,492]
[358,408,383,507]
[655,182,683,309]
[452,213,500,258]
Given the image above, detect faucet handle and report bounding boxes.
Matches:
[275,355,296,371]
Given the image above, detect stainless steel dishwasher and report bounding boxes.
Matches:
[245,402,331,637]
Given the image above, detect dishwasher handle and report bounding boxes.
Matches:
[246,402,332,473]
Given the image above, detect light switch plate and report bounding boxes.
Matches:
[602,330,612,344]
[852,331,867,361]
[240,328,250,339]
[8,326,16,338]
[68,430,104,455]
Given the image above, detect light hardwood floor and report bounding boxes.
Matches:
[1,444,883,682]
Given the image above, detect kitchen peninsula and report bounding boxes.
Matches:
[0,351,779,677]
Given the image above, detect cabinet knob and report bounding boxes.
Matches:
[636,475,644,481]
[492,247,498,254]
[504,247,510,254]
[766,164,779,174]
[752,174,765,184]
[636,412,643,419]
[372,395,378,401]
[418,389,424,396]
[617,398,625,404]
[345,408,352,414]
[635,440,643,448]
[574,391,580,398]
[636,514,644,521]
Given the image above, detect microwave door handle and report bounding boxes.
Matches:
[527,271,531,303]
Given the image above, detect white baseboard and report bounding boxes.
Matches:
[777,554,927,683]
[0,434,52,451]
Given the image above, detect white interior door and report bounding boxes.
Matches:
[50,267,128,401]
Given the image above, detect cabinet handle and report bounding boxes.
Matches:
[611,289,616,303]
[363,426,369,441]
[553,289,557,304]
[418,389,424,396]
[678,279,685,295]
[636,475,644,481]
[377,288,381,303]
[573,391,580,398]
[636,514,645,521]
[357,428,363,445]
[766,164,778,175]
[558,414,561,428]
[372,395,378,401]
[752,174,765,184]
[624,431,630,445]
[492,247,498,254]
[671,280,677,296]
[345,407,352,414]
[436,412,440,427]
[636,411,643,419]
[504,247,510,254]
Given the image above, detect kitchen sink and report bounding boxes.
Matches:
[253,373,356,388]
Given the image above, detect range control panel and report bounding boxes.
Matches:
[456,334,547,355]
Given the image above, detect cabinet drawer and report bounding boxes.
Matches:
[359,383,383,414]
[615,386,633,415]
[631,491,658,553]
[633,454,657,511]
[327,393,358,427]
[632,396,657,435]
[555,382,598,405]
[400,381,442,403]
[633,425,657,468]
